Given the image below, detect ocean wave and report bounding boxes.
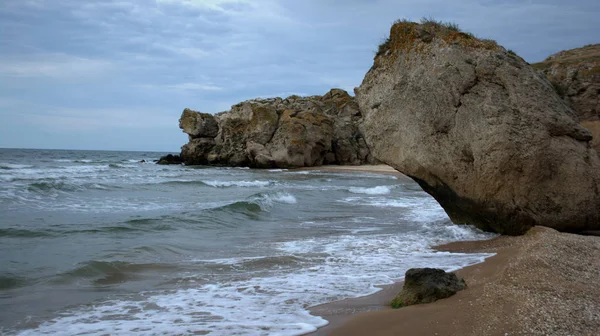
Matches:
[26,181,114,194]
[0,225,168,239]
[0,228,57,238]
[349,185,393,195]
[199,255,306,269]
[158,179,276,188]
[28,181,82,193]
[56,261,178,286]
[340,196,449,223]
[18,227,494,336]
[0,163,34,170]
[0,274,27,290]
[208,200,265,215]
[285,170,398,180]
[207,192,297,215]
[5,165,109,181]
[203,180,273,188]
[65,261,172,277]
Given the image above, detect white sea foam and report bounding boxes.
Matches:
[203,180,272,188]
[285,170,398,180]
[349,185,393,195]
[340,195,449,223]
[194,255,268,265]
[270,192,297,204]
[18,226,494,336]
[252,192,298,210]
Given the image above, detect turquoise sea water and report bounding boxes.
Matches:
[0,148,494,335]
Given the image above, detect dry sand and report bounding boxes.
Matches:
[308,227,600,336]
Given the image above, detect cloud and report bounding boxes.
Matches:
[3,100,174,131]
[167,82,223,91]
[0,0,598,150]
[156,0,253,12]
[140,82,224,92]
[0,53,111,78]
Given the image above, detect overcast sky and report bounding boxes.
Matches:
[1,0,598,151]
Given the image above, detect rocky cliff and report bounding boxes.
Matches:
[179,89,374,168]
[532,44,600,153]
[356,20,600,235]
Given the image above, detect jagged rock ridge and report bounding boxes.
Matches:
[532,43,600,153]
[179,89,374,168]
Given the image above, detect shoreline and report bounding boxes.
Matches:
[294,164,408,178]
[300,163,495,334]
[307,227,600,335]
[306,236,503,336]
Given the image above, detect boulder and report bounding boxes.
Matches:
[356,20,600,235]
[532,44,600,153]
[391,268,467,308]
[266,110,334,167]
[179,108,219,139]
[178,89,374,168]
[157,154,183,165]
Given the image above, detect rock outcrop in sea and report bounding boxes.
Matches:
[179,89,374,168]
[532,44,600,153]
[356,20,600,235]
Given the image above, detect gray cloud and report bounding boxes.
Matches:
[0,0,598,150]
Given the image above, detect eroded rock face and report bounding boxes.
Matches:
[357,21,600,235]
[391,268,466,308]
[532,44,600,153]
[180,108,219,138]
[179,89,373,168]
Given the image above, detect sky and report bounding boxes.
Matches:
[0,0,598,152]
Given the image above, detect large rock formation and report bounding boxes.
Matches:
[532,44,600,153]
[179,89,374,168]
[356,20,600,235]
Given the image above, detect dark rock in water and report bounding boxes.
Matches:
[178,89,374,168]
[357,20,600,235]
[139,160,146,163]
[156,154,183,165]
[391,268,466,308]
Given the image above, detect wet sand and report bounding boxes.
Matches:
[308,227,600,335]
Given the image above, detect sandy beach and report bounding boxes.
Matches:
[297,164,409,177]
[299,164,600,335]
[309,226,600,336]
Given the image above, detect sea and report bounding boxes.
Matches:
[0,148,495,335]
